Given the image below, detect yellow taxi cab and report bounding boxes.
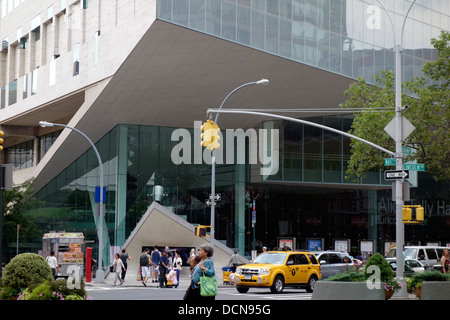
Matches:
[234,251,321,294]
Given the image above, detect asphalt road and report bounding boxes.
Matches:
[85,281,313,300]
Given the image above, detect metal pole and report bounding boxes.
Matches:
[207,109,396,157]
[0,165,3,273]
[210,80,269,259]
[394,43,406,297]
[375,0,416,298]
[39,121,105,282]
[16,225,19,256]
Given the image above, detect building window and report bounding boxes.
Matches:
[31,68,38,95]
[32,26,41,42]
[6,140,35,170]
[73,44,80,76]
[23,74,28,99]
[39,130,61,160]
[8,79,17,105]
[1,86,5,109]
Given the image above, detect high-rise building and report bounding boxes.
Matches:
[1,0,449,264]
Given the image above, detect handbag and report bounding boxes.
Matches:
[200,271,217,297]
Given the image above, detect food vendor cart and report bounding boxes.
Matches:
[42,232,85,278]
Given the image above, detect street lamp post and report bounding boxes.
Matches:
[39,121,105,283]
[375,0,417,297]
[209,79,269,258]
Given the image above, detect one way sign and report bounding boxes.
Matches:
[384,170,409,180]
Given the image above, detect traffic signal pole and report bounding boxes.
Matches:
[205,80,269,261]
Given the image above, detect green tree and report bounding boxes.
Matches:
[340,31,450,182]
[2,178,43,246]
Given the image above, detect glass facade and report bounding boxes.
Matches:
[27,116,450,264]
[158,0,450,84]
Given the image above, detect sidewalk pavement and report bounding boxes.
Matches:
[85,266,228,289]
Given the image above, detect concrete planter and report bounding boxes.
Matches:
[420,281,450,300]
[312,281,385,300]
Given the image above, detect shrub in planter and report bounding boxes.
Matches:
[407,270,449,293]
[363,253,393,282]
[2,253,52,292]
[50,278,87,299]
[20,281,55,300]
[326,271,365,282]
[19,278,88,300]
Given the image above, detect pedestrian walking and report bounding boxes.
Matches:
[46,251,59,280]
[159,250,169,288]
[140,248,152,286]
[183,243,215,300]
[120,248,131,282]
[112,253,126,286]
[441,249,450,273]
[173,250,183,287]
[151,246,161,283]
[228,249,240,272]
[165,245,173,268]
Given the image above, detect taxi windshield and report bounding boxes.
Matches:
[252,252,287,265]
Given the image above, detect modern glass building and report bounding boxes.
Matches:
[0,0,449,265]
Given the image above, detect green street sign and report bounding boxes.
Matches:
[384,158,396,166]
[402,147,412,155]
[404,163,425,171]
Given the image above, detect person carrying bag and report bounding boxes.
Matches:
[183,243,216,300]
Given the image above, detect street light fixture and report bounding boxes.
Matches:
[39,121,106,283]
[208,79,269,259]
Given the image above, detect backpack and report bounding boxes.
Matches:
[140,254,149,266]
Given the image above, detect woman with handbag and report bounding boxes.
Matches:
[112,253,126,286]
[183,244,216,300]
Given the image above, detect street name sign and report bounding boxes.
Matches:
[404,163,425,171]
[384,170,409,180]
[384,158,396,166]
[402,147,412,155]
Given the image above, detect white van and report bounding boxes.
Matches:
[385,246,448,270]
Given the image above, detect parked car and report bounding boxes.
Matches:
[311,251,354,279]
[385,246,448,270]
[234,251,321,294]
[388,258,425,277]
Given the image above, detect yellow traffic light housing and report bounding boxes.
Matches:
[403,205,425,224]
[195,225,211,238]
[200,120,220,151]
[415,206,424,222]
[0,130,4,151]
[402,207,412,222]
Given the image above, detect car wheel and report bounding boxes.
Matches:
[270,275,284,294]
[236,286,249,293]
[306,275,317,293]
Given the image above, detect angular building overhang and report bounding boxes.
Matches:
[121,201,249,277]
[33,20,356,191]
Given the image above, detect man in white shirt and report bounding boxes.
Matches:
[46,251,59,279]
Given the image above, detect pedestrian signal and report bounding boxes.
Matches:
[402,207,412,222]
[403,205,424,224]
[195,225,211,238]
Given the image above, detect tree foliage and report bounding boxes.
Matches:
[2,178,43,245]
[340,31,450,182]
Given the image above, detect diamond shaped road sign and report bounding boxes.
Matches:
[384,116,415,141]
